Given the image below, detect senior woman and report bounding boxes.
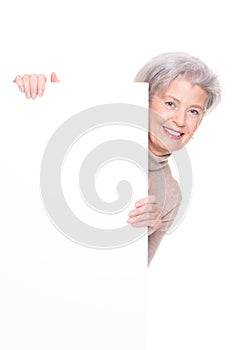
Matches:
[127,52,221,264]
[14,52,221,265]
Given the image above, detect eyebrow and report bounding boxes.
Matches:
[162,95,204,110]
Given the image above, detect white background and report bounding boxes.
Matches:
[0,0,234,349]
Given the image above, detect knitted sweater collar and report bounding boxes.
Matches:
[148,149,170,170]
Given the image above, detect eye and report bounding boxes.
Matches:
[188,109,200,116]
[165,101,175,108]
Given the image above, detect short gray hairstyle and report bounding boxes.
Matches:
[135,52,221,114]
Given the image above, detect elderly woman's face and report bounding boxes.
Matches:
[148,77,208,156]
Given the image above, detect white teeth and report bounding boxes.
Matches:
[165,127,181,137]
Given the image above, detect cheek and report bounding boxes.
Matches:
[149,114,158,129]
[149,117,163,136]
[188,119,201,133]
[149,101,165,117]
[149,121,156,136]
[183,120,200,144]
[149,110,166,129]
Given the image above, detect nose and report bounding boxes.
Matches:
[172,108,186,127]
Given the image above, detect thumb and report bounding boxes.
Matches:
[148,178,152,193]
[50,72,60,82]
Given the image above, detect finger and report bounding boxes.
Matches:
[127,212,159,224]
[51,72,60,82]
[23,75,31,99]
[148,178,152,193]
[14,75,25,92]
[128,203,159,217]
[38,74,46,97]
[128,219,159,228]
[129,216,162,234]
[30,74,38,99]
[135,195,157,208]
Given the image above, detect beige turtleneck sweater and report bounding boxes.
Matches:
[148,150,182,265]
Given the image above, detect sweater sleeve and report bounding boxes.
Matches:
[148,198,181,265]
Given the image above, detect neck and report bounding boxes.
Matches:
[148,139,170,157]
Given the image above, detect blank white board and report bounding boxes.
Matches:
[0,81,148,349]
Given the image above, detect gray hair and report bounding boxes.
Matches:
[134,52,221,114]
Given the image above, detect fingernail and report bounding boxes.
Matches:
[31,93,36,100]
[127,218,135,223]
[129,210,135,217]
[38,89,43,97]
[135,202,141,207]
[26,92,31,99]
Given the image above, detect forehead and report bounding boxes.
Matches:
[157,77,208,106]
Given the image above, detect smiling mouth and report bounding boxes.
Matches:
[163,126,184,140]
